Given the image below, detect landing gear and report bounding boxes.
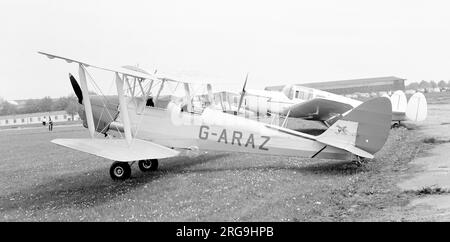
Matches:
[352,156,367,167]
[138,159,159,172]
[109,159,159,180]
[391,121,400,129]
[109,161,131,180]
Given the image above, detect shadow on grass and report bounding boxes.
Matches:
[422,137,450,144]
[185,159,366,176]
[0,152,365,215]
[0,153,228,213]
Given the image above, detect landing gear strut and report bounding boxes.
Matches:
[391,121,400,129]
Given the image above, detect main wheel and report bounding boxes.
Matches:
[110,161,131,180]
[138,159,158,172]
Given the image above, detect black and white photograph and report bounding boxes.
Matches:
[1,0,450,230]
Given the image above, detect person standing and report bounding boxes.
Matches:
[42,116,47,126]
[48,116,53,131]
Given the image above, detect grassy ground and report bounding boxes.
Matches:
[0,122,426,221]
[424,91,450,104]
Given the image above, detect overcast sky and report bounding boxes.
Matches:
[1,0,450,100]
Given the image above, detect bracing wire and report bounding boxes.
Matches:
[82,66,124,139]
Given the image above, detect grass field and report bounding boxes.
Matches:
[0,92,448,221]
[0,126,425,221]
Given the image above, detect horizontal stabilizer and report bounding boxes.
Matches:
[52,138,179,162]
[316,120,374,159]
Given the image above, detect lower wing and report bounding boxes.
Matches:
[52,138,179,162]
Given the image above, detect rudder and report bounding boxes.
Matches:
[406,92,427,122]
[390,90,407,113]
[317,97,392,158]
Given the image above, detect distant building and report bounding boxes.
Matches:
[0,111,80,127]
[265,76,406,95]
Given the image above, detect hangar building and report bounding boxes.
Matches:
[265,76,406,95]
[0,111,80,127]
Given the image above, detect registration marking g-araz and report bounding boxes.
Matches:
[198,125,271,151]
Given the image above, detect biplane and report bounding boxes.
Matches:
[39,51,392,180]
[236,79,427,128]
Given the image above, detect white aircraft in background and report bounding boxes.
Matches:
[236,78,427,128]
[382,90,427,128]
[39,51,393,180]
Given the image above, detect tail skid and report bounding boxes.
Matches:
[317,97,392,159]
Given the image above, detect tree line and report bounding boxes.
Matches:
[0,95,80,117]
[1,80,448,116]
[406,80,450,90]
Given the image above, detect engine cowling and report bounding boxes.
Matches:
[69,73,120,135]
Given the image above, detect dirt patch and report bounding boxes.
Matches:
[422,137,450,144]
[267,128,428,222]
[405,185,450,196]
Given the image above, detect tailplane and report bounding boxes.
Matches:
[316,97,392,159]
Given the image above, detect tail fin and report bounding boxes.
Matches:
[390,90,407,113]
[317,97,392,158]
[406,92,427,122]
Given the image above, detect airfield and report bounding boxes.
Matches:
[1,92,449,221]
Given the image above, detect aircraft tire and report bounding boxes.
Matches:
[138,159,159,172]
[110,161,131,180]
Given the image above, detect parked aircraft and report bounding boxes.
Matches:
[39,52,392,180]
[237,80,427,127]
[383,90,427,128]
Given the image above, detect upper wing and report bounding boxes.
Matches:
[287,98,354,121]
[38,51,159,80]
[39,51,212,87]
[52,138,179,162]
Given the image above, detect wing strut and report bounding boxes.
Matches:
[138,79,145,97]
[207,84,214,105]
[154,80,165,107]
[184,82,192,112]
[78,64,95,138]
[115,73,133,145]
[282,109,291,128]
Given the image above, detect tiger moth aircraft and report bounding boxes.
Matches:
[39,51,392,180]
[235,78,427,128]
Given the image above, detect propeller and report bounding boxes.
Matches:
[69,73,83,104]
[237,73,249,113]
